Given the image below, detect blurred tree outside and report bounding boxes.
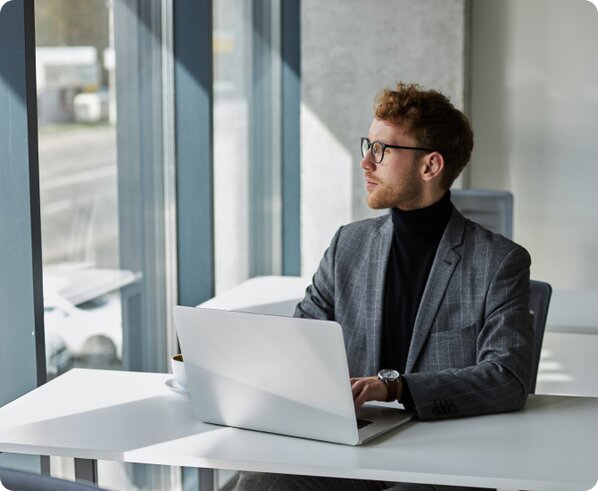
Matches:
[35,0,110,87]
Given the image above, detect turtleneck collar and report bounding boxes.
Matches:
[390,190,452,241]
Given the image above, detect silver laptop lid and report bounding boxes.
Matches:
[173,306,360,445]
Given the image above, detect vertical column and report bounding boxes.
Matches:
[174,0,214,306]
[0,0,45,474]
[281,0,301,276]
[0,0,45,405]
[249,0,282,277]
[114,0,170,374]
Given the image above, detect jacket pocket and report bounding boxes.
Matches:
[425,323,478,369]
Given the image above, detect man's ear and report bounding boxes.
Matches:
[421,152,444,182]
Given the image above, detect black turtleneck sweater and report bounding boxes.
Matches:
[381,191,453,388]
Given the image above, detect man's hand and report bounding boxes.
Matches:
[351,376,402,410]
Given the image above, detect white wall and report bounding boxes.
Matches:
[301,0,469,277]
[470,0,598,290]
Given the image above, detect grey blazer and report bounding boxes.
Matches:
[295,207,534,421]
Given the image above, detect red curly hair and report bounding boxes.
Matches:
[375,82,474,188]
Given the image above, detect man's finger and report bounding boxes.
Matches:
[353,383,369,409]
[351,378,365,394]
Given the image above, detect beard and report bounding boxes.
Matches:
[366,171,423,210]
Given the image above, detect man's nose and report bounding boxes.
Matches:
[360,152,376,172]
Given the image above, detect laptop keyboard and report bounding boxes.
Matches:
[356,418,374,429]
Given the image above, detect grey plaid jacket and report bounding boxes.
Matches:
[295,206,534,421]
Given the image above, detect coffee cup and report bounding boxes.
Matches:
[170,354,188,388]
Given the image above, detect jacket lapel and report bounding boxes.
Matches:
[405,207,465,373]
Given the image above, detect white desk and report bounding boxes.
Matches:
[535,289,598,397]
[200,275,310,314]
[0,369,597,491]
[546,290,598,335]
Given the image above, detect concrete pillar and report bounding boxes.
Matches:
[301,0,470,276]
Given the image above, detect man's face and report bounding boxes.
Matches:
[361,119,425,210]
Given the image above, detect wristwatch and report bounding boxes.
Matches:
[377,369,401,402]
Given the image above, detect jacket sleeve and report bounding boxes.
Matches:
[294,227,343,321]
[403,245,534,420]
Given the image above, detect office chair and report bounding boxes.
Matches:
[529,279,552,394]
[0,467,108,491]
[451,188,513,239]
[451,190,550,389]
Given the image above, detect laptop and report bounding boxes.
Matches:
[172,306,414,446]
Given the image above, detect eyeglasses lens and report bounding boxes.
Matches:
[371,142,383,163]
[361,139,369,159]
[361,139,384,163]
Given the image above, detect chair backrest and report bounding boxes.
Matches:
[0,467,106,491]
[529,280,552,394]
[451,189,513,239]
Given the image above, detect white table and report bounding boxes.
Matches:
[200,275,310,314]
[546,290,598,335]
[534,289,598,397]
[0,369,597,491]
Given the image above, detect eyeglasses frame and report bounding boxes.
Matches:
[360,137,435,164]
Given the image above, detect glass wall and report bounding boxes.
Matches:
[35,0,177,377]
[34,0,178,488]
[213,0,252,294]
[35,0,292,380]
[35,0,123,379]
[213,0,286,294]
[2,0,296,488]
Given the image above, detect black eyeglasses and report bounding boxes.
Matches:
[360,137,434,164]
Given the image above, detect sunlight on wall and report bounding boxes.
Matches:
[300,103,352,278]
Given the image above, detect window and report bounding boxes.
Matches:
[35,0,121,377]
[213,0,253,293]
[213,0,300,294]
[34,0,178,488]
[1,0,299,488]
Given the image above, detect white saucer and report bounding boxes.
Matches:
[165,378,190,395]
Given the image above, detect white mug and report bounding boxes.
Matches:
[170,354,188,388]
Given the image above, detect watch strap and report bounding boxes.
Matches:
[385,378,399,402]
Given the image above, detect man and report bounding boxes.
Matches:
[236,83,533,491]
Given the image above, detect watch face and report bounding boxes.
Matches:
[378,369,400,381]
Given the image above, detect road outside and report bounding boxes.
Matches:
[39,123,123,376]
[38,123,119,269]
